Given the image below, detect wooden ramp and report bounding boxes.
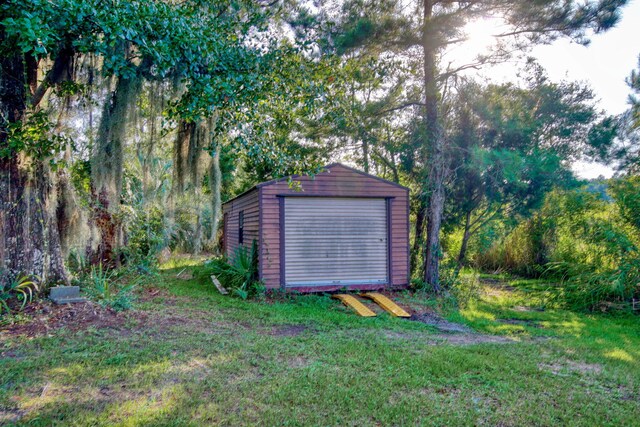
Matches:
[332,294,376,317]
[360,292,411,317]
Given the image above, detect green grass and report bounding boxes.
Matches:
[1,267,639,426]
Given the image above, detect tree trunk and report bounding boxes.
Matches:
[410,196,426,277]
[209,140,223,253]
[456,210,472,274]
[390,153,399,184]
[0,39,68,285]
[421,0,446,292]
[362,138,369,174]
[88,74,141,266]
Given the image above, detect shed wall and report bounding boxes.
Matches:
[259,164,409,290]
[222,188,259,260]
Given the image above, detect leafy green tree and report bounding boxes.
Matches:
[447,69,620,267]
[592,55,640,173]
[0,0,322,282]
[288,1,413,177]
[307,0,627,289]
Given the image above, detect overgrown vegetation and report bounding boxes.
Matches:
[412,263,483,311]
[462,178,640,312]
[1,0,637,306]
[80,265,137,312]
[201,240,264,300]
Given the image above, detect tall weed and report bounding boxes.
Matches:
[83,264,136,311]
[472,184,640,312]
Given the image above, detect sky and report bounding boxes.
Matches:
[450,0,640,179]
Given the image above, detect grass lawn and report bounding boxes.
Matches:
[1,261,639,426]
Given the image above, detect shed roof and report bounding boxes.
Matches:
[222,163,408,207]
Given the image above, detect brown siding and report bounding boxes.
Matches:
[222,188,259,260]
[259,164,409,290]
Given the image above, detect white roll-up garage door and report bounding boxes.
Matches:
[284,197,388,287]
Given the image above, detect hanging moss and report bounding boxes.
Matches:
[172,116,214,193]
[172,120,195,194]
[92,73,143,209]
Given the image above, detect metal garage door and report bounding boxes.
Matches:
[284,197,388,287]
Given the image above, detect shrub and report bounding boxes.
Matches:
[411,262,481,310]
[0,274,39,315]
[473,184,640,312]
[204,240,264,300]
[83,264,136,311]
[122,205,168,273]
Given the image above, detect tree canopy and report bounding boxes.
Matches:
[0,0,637,303]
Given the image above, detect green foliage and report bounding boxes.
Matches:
[445,70,601,225]
[0,273,39,315]
[203,240,263,300]
[609,176,640,231]
[83,265,136,311]
[411,263,481,310]
[67,249,90,279]
[0,111,70,163]
[475,181,640,312]
[124,206,166,269]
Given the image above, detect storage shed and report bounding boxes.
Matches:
[222,163,409,292]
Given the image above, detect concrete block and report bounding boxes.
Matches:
[50,286,86,304]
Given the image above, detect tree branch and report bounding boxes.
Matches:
[374,101,426,116]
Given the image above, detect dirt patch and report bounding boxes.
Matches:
[137,287,188,306]
[0,409,26,424]
[409,312,472,333]
[0,300,139,338]
[539,360,603,375]
[497,318,543,328]
[270,324,308,337]
[429,333,514,345]
[383,329,514,345]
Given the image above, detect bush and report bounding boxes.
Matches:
[0,273,39,315]
[549,260,640,312]
[204,240,264,300]
[411,262,481,310]
[83,264,136,311]
[122,205,168,273]
[473,184,640,312]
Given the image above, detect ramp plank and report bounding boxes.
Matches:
[332,294,377,317]
[360,292,411,317]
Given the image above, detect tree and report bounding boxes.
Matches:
[445,68,616,269]
[418,0,629,290]
[0,0,313,283]
[592,55,640,173]
[307,0,628,288]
